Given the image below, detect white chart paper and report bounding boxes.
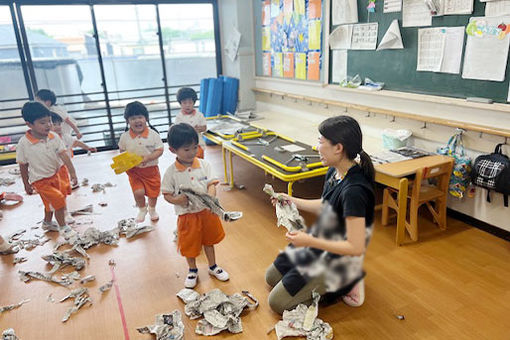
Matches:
[417,28,446,72]
[329,24,353,49]
[384,0,402,12]
[402,0,432,27]
[351,23,378,50]
[444,0,473,14]
[332,0,358,25]
[486,0,510,16]
[440,27,465,74]
[332,50,348,83]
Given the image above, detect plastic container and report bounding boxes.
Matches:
[382,129,412,150]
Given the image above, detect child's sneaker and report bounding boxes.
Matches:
[342,279,365,307]
[148,207,159,222]
[136,207,148,223]
[41,220,59,232]
[65,211,75,225]
[208,266,229,281]
[184,271,199,288]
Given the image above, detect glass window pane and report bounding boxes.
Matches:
[94,4,167,139]
[21,5,109,148]
[0,6,30,159]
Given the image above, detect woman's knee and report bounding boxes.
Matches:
[265,264,282,288]
[267,288,287,315]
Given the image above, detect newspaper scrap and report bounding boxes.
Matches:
[80,275,96,284]
[177,288,258,336]
[179,188,243,222]
[8,229,26,243]
[19,270,75,287]
[0,178,15,186]
[70,204,94,216]
[98,280,113,294]
[137,310,185,340]
[0,299,30,314]
[61,288,92,322]
[61,271,81,284]
[2,329,19,340]
[109,259,116,267]
[41,251,86,273]
[81,178,89,186]
[274,292,333,340]
[117,218,154,239]
[263,184,306,232]
[98,202,108,207]
[12,257,27,265]
[47,294,55,303]
[8,168,21,176]
[91,184,105,193]
[14,237,50,251]
[0,244,19,255]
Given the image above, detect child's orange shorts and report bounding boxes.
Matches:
[31,172,66,212]
[177,209,225,258]
[57,165,71,196]
[126,165,161,198]
[197,145,204,159]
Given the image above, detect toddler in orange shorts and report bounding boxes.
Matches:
[118,101,164,223]
[162,123,229,288]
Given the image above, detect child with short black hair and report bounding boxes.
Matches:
[17,101,78,240]
[175,87,207,159]
[118,101,164,223]
[162,123,229,288]
[36,89,82,140]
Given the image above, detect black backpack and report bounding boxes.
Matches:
[472,143,510,207]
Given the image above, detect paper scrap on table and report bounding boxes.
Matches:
[281,144,306,152]
[377,20,404,50]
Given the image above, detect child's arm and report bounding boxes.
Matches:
[65,117,82,139]
[141,148,164,166]
[163,192,188,207]
[58,152,78,187]
[194,124,207,133]
[207,183,217,197]
[72,140,97,153]
[19,163,33,195]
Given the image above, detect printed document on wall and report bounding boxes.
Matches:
[332,0,358,25]
[351,23,378,50]
[462,16,510,81]
[384,0,402,13]
[402,0,432,27]
[417,28,446,72]
[440,27,464,74]
[443,0,473,14]
[329,25,353,49]
[332,50,348,83]
[486,0,510,16]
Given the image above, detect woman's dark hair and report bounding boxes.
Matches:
[319,115,375,182]
[123,101,158,133]
[167,123,199,150]
[36,89,57,106]
[176,87,198,104]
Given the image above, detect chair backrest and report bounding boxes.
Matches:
[412,159,454,200]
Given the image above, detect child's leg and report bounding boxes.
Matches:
[203,245,216,267]
[186,257,197,270]
[133,189,146,208]
[44,210,53,223]
[148,197,157,208]
[205,245,229,281]
[54,207,66,227]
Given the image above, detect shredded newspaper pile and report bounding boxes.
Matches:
[263,184,306,232]
[274,292,333,340]
[176,288,258,336]
[41,251,86,273]
[137,310,185,340]
[60,288,92,322]
[2,328,19,340]
[180,188,242,222]
[18,270,79,287]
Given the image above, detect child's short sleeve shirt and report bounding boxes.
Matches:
[174,111,207,147]
[118,127,164,168]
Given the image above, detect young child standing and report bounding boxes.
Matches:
[16,102,78,239]
[118,101,164,223]
[162,123,229,288]
[36,89,82,140]
[175,87,207,159]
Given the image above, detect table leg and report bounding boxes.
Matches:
[222,146,228,183]
[229,150,234,189]
[396,177,408,246]
[287,182,294,197]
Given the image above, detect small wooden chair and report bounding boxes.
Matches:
[381,159,454,244]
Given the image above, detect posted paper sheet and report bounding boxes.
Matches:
[332,0,358,25]
[402,0,432,27]
[384,0,402,12]
[351,23,378,50]
[332,50,348,83]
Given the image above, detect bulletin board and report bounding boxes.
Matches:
[330,1,510,103]
[255,0,325,81]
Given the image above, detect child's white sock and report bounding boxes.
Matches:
[136,206,148,223]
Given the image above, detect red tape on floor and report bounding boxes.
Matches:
[110,264,130,340]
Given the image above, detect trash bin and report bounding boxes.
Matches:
[382,129,412,150]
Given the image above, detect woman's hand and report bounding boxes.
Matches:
[285,231,313,247]
[271,193,292,206]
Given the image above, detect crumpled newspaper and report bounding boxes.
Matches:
[91,182,114,193]
[274,292,333,340]
[70,204,94,216]
[179,188,243,222]
[61,288,92,322]
[137,310,185,340]
[41,251,86,273]
[263,184,306,232]
[0,299,30,314]
[8,168,21,176]
[176,288,258,336]
[80,275,95,284]
[8,229,26,243]
[19,270,76,287]
[2,328,19,340]
[0,177,15,186]
[98,280,113,294]
[12,257,27,265]
[117,219,154,238]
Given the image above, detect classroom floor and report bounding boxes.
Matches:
[0,146,509,339]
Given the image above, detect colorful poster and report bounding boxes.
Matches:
[284,0,293,25]
[283,52,295,78]
[262,26,271,51]
[262,0,271,26]
[308,0,322,19]
[307,52,320,80]
[294,0,305,15]
[295,52,307,79]
[274,52,284,77]
[263,53,272,76]
[308,20,322,50]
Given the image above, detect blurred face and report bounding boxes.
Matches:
[51,121,63,134]
[27,116,52,138]
[180,99,195,114]
[128,115,147,134]
[35,96,52,109]
[317,135,342,167]
[171,142,198,164]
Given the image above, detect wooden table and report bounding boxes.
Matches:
[374,155,453,245]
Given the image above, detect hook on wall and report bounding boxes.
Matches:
[324,103,329,109]
[479,132,483,138]
[366,111,371,118]
[281,95,285,100]
[505,136,508,145]
[308,100,313,106]
[390,115,395,123]
[421,122,427,129]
